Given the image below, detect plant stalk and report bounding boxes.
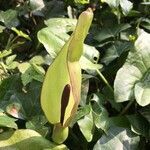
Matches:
[96,69,114,93]
[119,100,134,115]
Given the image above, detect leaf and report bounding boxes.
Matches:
[30,0,45,11]
[29,55,45,65]
[114,29,150,106]
[0,49,12,59]
[11,27,31,40]
[94,24,131,42]
[93,126,140,150]
[0,75,43,119]
[139,105,150,123]
[0,113,17,129]
[90,94,109,132]
[26,115,48,137]
[101,0,133,16]
[0,129,64,150]
[78,111,94,142]
[127,114,150,138]
[18,62,31,73]
[70,105,91,127]
[101,41,132,65]
[109,116,130,128]
[5,55,17,66]
[120,0,133,16]
[0,9,19,28]
[21,65,44,86]
[101,0,120,8]
[80,56,102,70]
[74,0,89,4]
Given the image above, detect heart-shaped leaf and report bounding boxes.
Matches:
[93,126,140,150]
[114,29,150,106]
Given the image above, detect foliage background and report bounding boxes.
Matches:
[0,0,150,149]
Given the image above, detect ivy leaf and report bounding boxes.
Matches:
[94,24,131,43]
[26,115,49,137]
[93,126,140,150]
[0,112,17,129]
[127,114,150,138]
[0,9,19,28]
[77,110,94,142]
[139,105,150,123]
[120,0,133,16]
[114,29,150,106]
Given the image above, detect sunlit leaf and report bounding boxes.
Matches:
[0,113,17,129]
[78,111,94,142]
[114,29,150,106]
[93,126,140,150]
[0,129,64,150]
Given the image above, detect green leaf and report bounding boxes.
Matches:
[139,105,150,123]
[0,129,63,150]
[114,29,150,106]
[0,9,19,28]
[94,24,131,42]
[78,110,94,142]
[0,113,17,129]
[11,27,31,40]
[0,49,12,59]
[109,116,130,128]
[26,115,48,137]
[21,65,44,86]
[18,62,31,74]
[90,94,109,132]
[30,0,45,11]
[134,70,150,106]
[0,75,43,119]
[93,126,140,150]
[101,0,133,16]
[120,0,133,16]
[29,55,45,65]
[127,114,150,138]
[101,41,132,65]
[5,55,17,66]
[74,0,89,4]
[101,0,120,8]
[70,105,91,126]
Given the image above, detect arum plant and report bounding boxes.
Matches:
[41,8,93,144]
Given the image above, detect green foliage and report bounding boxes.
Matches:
[114,29,150,106]
[0,0,150,149]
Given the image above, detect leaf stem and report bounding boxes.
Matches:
[96,69,114,93]
[119,100,134,115]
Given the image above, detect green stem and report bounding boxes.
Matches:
[96,69,114,93]
[6,36,19,50]
[119,100,134,115]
